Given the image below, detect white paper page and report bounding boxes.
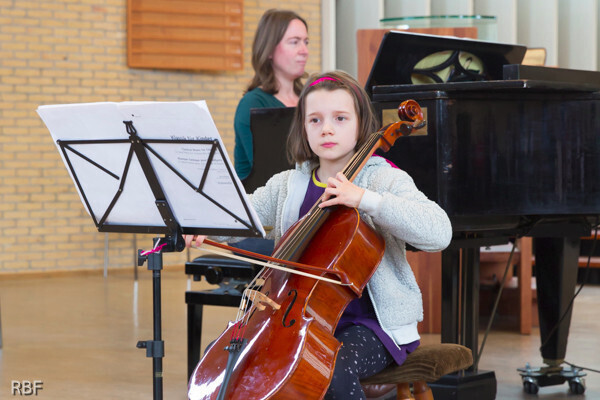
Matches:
[37,101,264,236]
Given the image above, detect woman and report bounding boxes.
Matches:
[233,8,309,181]
[232,9,309,256]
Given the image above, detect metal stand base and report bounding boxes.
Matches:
[430,370,497,400]
[137,235,185,400]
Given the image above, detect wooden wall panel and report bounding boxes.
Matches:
[127,0,243,71]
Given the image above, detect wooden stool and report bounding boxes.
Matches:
[361,343,473,400]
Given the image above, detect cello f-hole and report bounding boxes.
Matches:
[282,289,297,327]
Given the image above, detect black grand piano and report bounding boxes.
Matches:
[367,31,600,398]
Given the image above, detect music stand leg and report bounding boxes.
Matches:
[137,243,166,400]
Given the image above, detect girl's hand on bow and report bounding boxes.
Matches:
[184,234,207,248]
[319,172,365,209]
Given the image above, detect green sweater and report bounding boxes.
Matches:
[233,88,284,180]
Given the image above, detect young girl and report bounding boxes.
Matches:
[186,70,452,399]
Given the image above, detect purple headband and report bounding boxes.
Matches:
[309,76,338,86]
[308,75,364,101]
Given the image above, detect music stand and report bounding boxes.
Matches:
[37,100,264,400]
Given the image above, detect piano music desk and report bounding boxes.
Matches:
[356,27,478,87]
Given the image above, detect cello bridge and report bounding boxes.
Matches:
[245,289,281,311]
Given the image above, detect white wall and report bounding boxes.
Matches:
[329,0,600,76]
[335,0,383,77]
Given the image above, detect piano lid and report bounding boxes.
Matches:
[364,31,527,97]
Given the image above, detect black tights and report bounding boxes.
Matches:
[325,325,393,400]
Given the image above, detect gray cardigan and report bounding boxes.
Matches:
[227,156,452,345]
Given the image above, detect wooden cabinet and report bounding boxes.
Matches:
[479,238,536,335]
[412,239,535,335]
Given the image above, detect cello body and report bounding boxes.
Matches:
[188,207,384,399]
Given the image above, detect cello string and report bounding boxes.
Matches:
[257,132,382,285]
[223,124,393,345]
[233,264,266,326]
[228,131,384,343]
[241,288,259,336]
[255,131,382,283]
[229,131,383,332]
[345,132,380,179]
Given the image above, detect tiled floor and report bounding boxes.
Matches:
[0,267,598,399]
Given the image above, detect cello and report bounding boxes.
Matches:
[189,100,425,400]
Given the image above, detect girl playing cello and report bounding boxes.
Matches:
[186,70,452,399]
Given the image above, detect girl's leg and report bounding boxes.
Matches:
[325,325,393,400]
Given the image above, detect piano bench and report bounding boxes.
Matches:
[185,254,256,284]
[360,343,473,400]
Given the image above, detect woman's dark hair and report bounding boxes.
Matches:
[246,9,308,95]
[287,70,379,164]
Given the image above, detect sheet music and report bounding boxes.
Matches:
[37,101,264,236]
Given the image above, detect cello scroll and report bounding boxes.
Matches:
[378,99,427,152]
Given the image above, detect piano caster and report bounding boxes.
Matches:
[522,376,539,395]
[569,377,586,395]
[517,363,586,395]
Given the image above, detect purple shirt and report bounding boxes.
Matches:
[299,167,419,366]
[298,168,327,219]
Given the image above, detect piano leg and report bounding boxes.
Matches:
[517,237,587,395]
[440,247,481,357]
[534,236,579,363]
[440,249,460,344]
[434,247,496,400]
[461,247,480,357]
